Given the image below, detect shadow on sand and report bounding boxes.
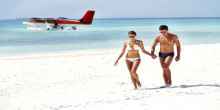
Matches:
[145,84,220,90]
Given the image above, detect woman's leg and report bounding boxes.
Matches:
[126,60,137,89]
[131,59,141,88]
[136,73,141,87]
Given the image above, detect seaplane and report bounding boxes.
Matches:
[23,10,95,31]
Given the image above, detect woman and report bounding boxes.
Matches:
[114,31,156,89]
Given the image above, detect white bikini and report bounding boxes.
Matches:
[126,40,141,62]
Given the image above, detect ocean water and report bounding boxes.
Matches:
[0,18,220,56]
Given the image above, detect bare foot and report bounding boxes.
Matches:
[160,84,171,88]
[137,82,142,87]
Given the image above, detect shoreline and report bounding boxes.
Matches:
[1,43,220,60]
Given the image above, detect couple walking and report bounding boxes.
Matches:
[114,25,181,89]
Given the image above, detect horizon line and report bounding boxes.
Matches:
[96,17,220,19]
[0,17,220,21]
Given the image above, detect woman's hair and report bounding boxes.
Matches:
[128,31,136,36]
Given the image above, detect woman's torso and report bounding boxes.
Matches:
[126,39,141,58]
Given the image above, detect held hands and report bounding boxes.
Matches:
[151,54,157,59]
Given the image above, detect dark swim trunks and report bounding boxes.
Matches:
[159,52,174,60]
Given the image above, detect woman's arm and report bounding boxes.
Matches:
[114,42,127,66]
[139,40,153,56]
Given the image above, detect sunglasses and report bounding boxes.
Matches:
[129,35,135,38]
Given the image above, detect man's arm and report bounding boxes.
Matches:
[151,36,159,55]
[174,36,181,61]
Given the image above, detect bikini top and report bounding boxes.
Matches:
[126,39,142,51]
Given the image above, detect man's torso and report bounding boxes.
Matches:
[158,34,176,53]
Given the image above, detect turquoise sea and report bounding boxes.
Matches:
[0,18,220,56]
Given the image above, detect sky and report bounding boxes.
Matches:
[1,0,220,19]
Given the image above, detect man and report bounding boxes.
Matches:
[151,25,181,87]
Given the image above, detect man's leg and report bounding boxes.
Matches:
[160,58,169,85]
[160,56,173,86]
[164,56,173,85]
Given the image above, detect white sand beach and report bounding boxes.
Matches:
[0,44,220,110]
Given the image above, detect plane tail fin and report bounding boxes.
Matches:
[80,10,95,24]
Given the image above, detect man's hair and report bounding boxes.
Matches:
[159,25,168,30]
[128,31,136,35]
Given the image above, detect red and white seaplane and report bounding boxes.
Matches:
[23,10,95,31]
